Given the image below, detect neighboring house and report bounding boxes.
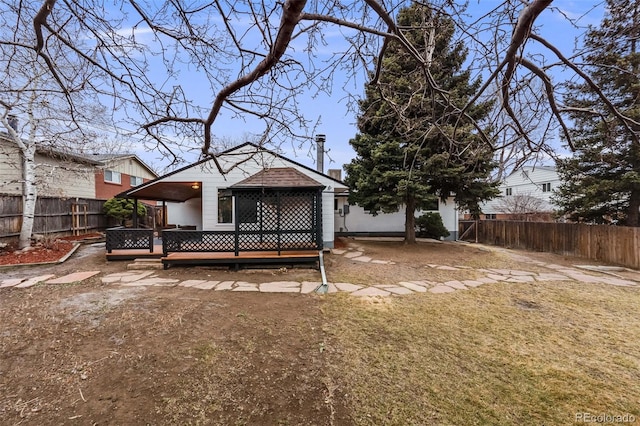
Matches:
[0,133,99,198]
[87,154,158,200]
[118,142,348,249]
[475,166,561,221]
[0,134,158,201]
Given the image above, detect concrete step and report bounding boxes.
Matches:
[127,262,164,270]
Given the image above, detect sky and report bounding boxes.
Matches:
[122,1,607,176]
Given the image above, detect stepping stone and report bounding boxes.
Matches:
[508,270,536,276]
[436,265,460,271]
[462,280,485,288]
[233,282,259,291]
[180,280,208,287]
[371,260,391,264]
[599,277,636,287]
[215,281,235,291]
[505,276,535,283]
[120,271,155,283]
[386,286,414,295]
[398,282,427,292]
[301,281,321,294]
[429,285,456,294]
[46,271,100,284]
[351,287,391,297]
[259,281,300,293]
[344,251,363,259]
[123,277,179,286]
[353,256,372,263]
[192,281,220,290]
[331,249,346,255]
[16,275,56,288]
[535,273,572,282]
[486,274,508,281]
[477,277,499,284]
[443,280,467,290]
[334,282,363,292]
[1,278,25,288]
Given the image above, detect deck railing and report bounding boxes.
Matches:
[162,229,320,256]
[105,227,154,253]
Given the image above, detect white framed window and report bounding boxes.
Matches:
[130,176,144,186]
[104,170,121,184]
[505,187,512,196]
[218,189,233,224]
[541,182,551,192]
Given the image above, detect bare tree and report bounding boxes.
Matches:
[2,1,635,225]
[496,193,548,220]
[0,1,627,155]
[0,5,117,248]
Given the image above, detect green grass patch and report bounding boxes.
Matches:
[322,282,640,425]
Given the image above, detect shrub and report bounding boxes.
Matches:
[103,198,147,225]
[415,212,450,239]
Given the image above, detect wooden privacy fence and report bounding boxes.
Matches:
[459,220,640,269]
[0,195,108,240]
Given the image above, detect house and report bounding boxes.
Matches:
[117,142,348,250]
[475,166,561,221]
[326,169,460,240]
[0,134,158,201]
[0,134,99,198]
[88,154,158,200]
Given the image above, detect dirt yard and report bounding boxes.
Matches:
[1,238,636,425]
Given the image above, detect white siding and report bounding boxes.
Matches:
[103,157,156,180]
[481,166,560,214]
[0,139,22,195]
[0,141,95,198]
[35,154,96,198]
[334,195,459,239]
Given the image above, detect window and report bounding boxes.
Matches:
[541,182,551,192]
[334,199,339,211]
[130,176,144,186]
[505,187,512,196]
[218,189,233,224]
[104,170,121,184]
[485,214,497,220]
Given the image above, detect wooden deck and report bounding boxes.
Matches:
[161,250,320,270]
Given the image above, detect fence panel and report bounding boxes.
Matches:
[465,220,640,269]
[0,194,109,240]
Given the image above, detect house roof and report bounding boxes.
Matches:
[81,153,158,178]
[231,167,324,189]
[118,141,346,202]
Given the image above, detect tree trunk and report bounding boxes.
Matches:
[404,195,416,244]
[627,189,640,227]
[19,145,37,249]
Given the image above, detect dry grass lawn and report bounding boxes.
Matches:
[322,280,640,425]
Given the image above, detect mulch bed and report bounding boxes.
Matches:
[0,234,101,266]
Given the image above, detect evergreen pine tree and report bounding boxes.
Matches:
[555,0,640,225]
[345,3,498,242]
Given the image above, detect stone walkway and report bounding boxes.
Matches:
[2,246,639,296]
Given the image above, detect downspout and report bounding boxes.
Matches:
[315,250,329,294]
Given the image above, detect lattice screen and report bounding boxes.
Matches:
[234,189,322,251]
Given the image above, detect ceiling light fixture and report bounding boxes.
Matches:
[191,182,200,190]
